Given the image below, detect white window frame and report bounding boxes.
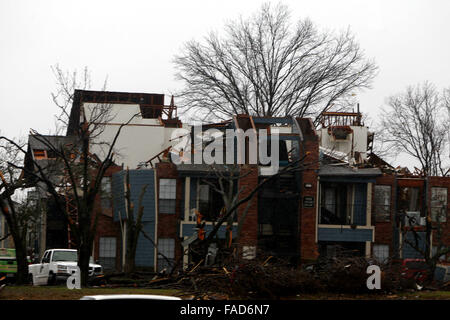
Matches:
[99,237,116,258]
[159,179,177,214]
[373,244,389,263]
[158,238,175,271]
[431,187,447,222]
[374,185,391,222]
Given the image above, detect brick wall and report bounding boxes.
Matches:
[93,165,123,271]
[372,175,450,260]
[299,139,319,262]
[428,177,450,250]
[372,174,396,251]
[237,165,259,251]
[155,162,183,265]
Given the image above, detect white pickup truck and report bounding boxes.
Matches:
[28,249,103,286]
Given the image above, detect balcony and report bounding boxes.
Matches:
[319,203,367,226]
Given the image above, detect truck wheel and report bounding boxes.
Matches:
[48,272,56,286]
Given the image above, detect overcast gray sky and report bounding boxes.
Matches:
[1,0,449,167]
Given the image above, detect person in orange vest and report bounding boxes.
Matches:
[196,210,206,240]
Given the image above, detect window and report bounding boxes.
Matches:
[42,251,51,263]
[374,185,391,222]
[33,149,46,158]
[432,246,447,261]
[99,237,116,270]
[431,187,447,222]
[101,177,112,209]
[398,187,421,215]
[157,238,175,271]
[159,179,176,214]
[46,150,57,159]
[197,180,226,221]
[320,182,352,225]
[198,183,211,217]
[52,251,77,262]
[373,244,389,263]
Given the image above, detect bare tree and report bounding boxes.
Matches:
[0,66,136,286]
[400,210,450,285]
[117,169,182,275]
[174,3,377,124]
[0,137,39,284]
[118,169,148,275]
[380,82,450,177]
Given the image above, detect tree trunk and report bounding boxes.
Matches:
[14,238,29,285]
[124,249,136,275]
[1,200,29,285]
[78,241,92,287]
[123,225,138,275]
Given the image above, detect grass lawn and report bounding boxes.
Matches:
[0,285,182,300]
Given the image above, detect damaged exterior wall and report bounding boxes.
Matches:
[372,175,450,261]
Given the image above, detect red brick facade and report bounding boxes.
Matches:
[299,140,320,262]
[155,162,184,266]
[372,174,396,253]
[372,175,450,259]
[92,165,123,270]
[237,165,259,251]
[428,177,450,249]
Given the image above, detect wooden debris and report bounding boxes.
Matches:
[188,259,204,273]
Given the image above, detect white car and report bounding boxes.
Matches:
[80,294,182,300]
[28,249,103,286]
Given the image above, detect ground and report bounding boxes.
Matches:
[0,286,181,300]
[0,286,449,300]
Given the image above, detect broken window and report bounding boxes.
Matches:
[431,187,447,222]
[319,182,367,225]
[398,187,422,216]
[159,179,176,214]
[373,185,391,222]
[99,237,116,270]
[158,238,175,271]
[46,149,57,159]
[197,180,226,222]
[432,246,448,261]
[100,177,112,209]
[320,183,351,225]
[373,244,389,263]
[33,149,46,159]
[328,126,353,140]
[139,105,162,119]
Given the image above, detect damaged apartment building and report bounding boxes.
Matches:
[23,89,450,273]
[23,89,184,270]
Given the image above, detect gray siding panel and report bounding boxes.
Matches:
[128,170,155,223]
[318,227,373,242]
[112,169,156,268]
[135,221,155,267]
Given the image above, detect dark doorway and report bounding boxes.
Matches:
[257,174,299,262]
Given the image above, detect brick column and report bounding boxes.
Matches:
[155,162,183,264]
[237,165,259,258]
[299,140,319,262]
